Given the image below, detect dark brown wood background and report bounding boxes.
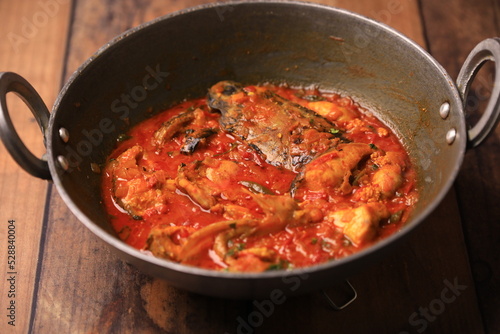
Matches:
[0,0,498,333]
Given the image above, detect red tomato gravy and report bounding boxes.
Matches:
[101,83,418,272]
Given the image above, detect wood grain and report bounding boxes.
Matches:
[421,0,500,332]
[0,1,72,333]
[335,0,426,47]
[0,0,491,333]
[25,0,485,333]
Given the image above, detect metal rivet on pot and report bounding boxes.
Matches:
[446,128,457,144]
[439,102,450,119]
[57,155,69,171]
[59,127,70,143]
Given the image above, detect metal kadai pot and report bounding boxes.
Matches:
[1,1,499,300]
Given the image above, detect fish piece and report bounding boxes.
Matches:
[180,128,217,154]
[249,194,300,236]
[146,192,314,270]
[175,161,219,210]
[218,242,281,272]
[108,145,171,218]
[292,143,374,197]
[177,194,306,271]
[146,226,195,261]
[226,248,280,272]
[152,109,196,146]
[174,158,243,210]
[352,151,407,201]
[207,80,340,171]
[306,100,358,123]
[328,202,390,245]
[371,151,406,197]
[179,219,258,265]
[153,107,214,148]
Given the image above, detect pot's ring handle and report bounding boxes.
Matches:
[321,280,357,310]
[457,38,500,148]
[0,72,51,180]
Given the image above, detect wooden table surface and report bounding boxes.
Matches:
[0,0,499,333]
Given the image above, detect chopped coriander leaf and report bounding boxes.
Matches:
[369,143,378,150]
[225,243,245,258]
[390,210,404,223]
[266,260,290,271]
[342,239,352,246]
[267,264,281,271]
[351,170,366,186]
[214,143,238,157]
[311,238,318,245]
[239,180,275,195]
[329,128,340,134]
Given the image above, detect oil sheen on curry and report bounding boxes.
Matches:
[102,81,418,272]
